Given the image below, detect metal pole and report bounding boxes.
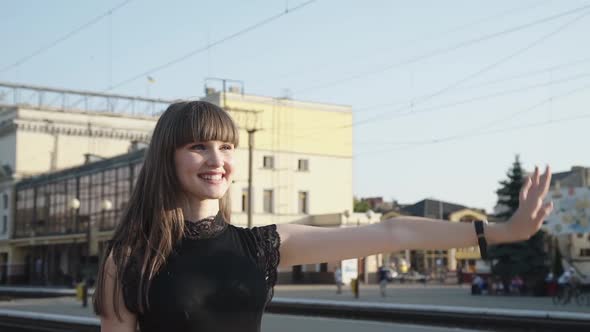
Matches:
[83,218,90,307]
[247,129,255,228]
[222,79,227,108]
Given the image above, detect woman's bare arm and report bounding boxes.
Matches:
[99,254,137,332]
[277,165,553,268]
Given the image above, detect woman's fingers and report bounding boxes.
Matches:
[540,165,552,197]
[520,177,532,202]
[533,166,539,189]
[534,201,554,225]
[527,165,551,203]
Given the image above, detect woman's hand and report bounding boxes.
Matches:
[505,165,554,242]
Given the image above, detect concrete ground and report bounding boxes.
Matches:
[0,284,588,331]
[3,283,586,316]
[273,283,590,313]
[0,297,484,332]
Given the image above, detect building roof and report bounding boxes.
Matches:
[550,166,589,188]
[16,148,146,188]
[400,199,471,219]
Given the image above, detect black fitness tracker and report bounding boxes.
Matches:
[474,220,488,260]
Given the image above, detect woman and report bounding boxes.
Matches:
[93,100,553,332]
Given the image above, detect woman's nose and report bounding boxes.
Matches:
[207,150,224,166]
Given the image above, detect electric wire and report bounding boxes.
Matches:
[356,112,590,157]
[266,0,552,83]
[105,0,317,91]
[295,7,590,140]
[0,0,133,74]
[354,55,590,114]
[354,82,590,155]
[292,2,590,95]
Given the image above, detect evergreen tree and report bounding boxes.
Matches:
[552,245,564,277]
[495,155,525,220]
[488,155,549,295]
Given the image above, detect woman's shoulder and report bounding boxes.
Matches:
[229,224,280,264]
[228,224,280,244]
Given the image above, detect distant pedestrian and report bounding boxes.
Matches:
[545,272,557,296]
[352,278,359,299]
[456,264,464,285]
[471,275,483,295]
[334,267,343,294]
[34,257,43,285]
[378,265,389,297]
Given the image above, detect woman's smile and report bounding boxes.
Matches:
[197,172,226,184]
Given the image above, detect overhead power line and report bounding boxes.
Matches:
[369,72,590,122]
[268,0,550,83]
[354,55,590,114]
[293,6,589,141]
[346,8,590,130]
[106,0,317,91]
[355,82,590,155]
[0,0,133,74]
[357,112,590,157]
[295,6,590,141]
[297,74,590,145]
[293,2,590,95]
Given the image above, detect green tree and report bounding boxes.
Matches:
[495,155,525,220]
[488,155,549,295]
[552,244,564,277]
[353,197,370,212]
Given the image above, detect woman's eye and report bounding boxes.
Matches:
[222,145,233,150]
[190,144,206,150]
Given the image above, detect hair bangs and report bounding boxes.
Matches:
[174,101,239,148]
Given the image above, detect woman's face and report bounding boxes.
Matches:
[174,140,235,201]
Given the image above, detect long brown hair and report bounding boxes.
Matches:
[93,101,239,320]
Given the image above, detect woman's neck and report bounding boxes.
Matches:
[182,199,219,221]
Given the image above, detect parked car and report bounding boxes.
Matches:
[385,268,398,282]
[392,270,429,283]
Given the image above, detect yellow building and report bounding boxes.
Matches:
[201,90,353,226]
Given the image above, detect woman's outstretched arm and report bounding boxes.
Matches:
[277,166,553,269]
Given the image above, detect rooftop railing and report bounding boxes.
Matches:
[0,81,176,116]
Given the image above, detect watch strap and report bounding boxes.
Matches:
[474,220,488,260]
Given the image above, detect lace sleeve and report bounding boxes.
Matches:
[250,224,281,304]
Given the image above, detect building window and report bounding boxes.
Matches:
[2,194,7,210]
[263,190,274,213]
[263,156,274,169]
[241,188,248,213]
[581,248,590,257]
[298,159,309,171]
[298,191,308,214]
[2,215,6,234]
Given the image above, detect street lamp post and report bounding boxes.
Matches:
[364,210,374,285]
[83,202,91,308]
[68,198,80,233]
[343,209,350,224]
[80,199,113,308]
[69,198,82,303]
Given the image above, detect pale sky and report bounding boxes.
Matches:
[2,0,589,212]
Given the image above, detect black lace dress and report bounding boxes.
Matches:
[122,211,281,332]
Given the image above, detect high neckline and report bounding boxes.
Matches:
[183,211,228,240]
